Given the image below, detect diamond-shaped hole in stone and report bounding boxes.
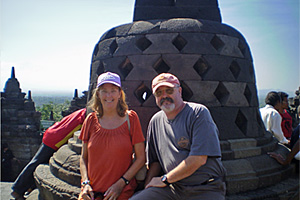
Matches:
[181,81,193,101]
[214,82,229,105]
[193,58,210,78]
[235,109,247,135]
[119,58,133,79]
[229,60,241,80]
[134,83,152,104]
[153,58,170,74]
[110,39,118,55]
[172,34,187,52]
[210,35,224,52]
[244,84,252,105]
[136,36,152,52]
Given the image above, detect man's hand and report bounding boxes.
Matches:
[145,177,167,189]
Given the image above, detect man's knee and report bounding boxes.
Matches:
[130,187,173,200]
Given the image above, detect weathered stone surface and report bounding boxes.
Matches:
[34,164,80,200]
[1,67,41,180]
[180,33,217,54]
[143,33,179,54]
[134,5,221,22]
[114,35,143,56]
[125,55,161,81]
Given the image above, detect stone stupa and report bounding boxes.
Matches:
[1,67,41,180]
[34,1,299,199]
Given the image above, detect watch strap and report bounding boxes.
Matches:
[161,175,170,186]
[121,176,129,185]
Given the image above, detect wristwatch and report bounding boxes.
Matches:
[161,175,170,186]
[121,176,129,185]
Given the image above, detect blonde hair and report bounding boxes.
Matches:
[87,85,128,117]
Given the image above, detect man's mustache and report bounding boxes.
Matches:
[160,97,174,106]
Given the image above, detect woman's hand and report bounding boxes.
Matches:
[81,184,94,200]
[103,179,125,200]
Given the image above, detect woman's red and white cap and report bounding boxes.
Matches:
[152,73,180,94]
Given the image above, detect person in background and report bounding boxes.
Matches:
[278,92,293,140]
[11,108,86,200]
[130,73,226,200]
[1,142,19,182]
[78,72,145,200]
[269,105,300,173]
[268,139,299,166]
[259,91,289,144]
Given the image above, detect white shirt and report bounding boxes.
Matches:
[259,104,289,144]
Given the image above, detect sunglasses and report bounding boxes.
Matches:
[154,87,178,97]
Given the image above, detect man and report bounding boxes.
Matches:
[259,91,289,144]
[268,105,300,173]
[11,108,86,200]
[278,92,293,139]
[130,73,226,200]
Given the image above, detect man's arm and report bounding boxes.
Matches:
[146,155,207,188]
[272,114,289,144]
[268,139,299,165]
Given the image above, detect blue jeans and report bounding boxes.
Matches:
[12,143,55,195]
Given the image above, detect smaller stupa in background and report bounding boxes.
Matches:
[1,67,42,180]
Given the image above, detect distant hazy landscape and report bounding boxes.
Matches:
[32,95,73,107]
[29,89,299,109]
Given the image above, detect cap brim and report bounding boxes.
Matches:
[97,81,121,88]
[152,82,176,93]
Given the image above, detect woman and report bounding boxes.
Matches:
[79,72,146,200]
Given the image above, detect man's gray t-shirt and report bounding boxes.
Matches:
[146,102,226,186]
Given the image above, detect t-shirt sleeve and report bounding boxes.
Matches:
[128,110,145,145]
[189,107,222,157]
[78,113,94,143]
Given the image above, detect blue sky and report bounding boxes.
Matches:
[1,0,299,97]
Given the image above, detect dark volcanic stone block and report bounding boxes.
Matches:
[114,35,143,56]
[143,33,179,54]
[126,55,161,81]
[209,107,246,140]
[180,33,217,54]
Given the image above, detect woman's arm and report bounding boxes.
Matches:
[104,142,146,200]
[144,162,162,186]
[79,142,94,200]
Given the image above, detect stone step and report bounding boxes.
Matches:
[67,130,82,154]
[223,144,294,194]
[225,165,293,194]
[226,176,299,200]
[221,138,277,160]
[50,157,81,187]
[49,145,81,186]
[68,138,82,154]
[34,164,80,200]
[73,131,81,143]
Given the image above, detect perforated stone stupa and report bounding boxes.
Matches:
[34,1,298,199]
